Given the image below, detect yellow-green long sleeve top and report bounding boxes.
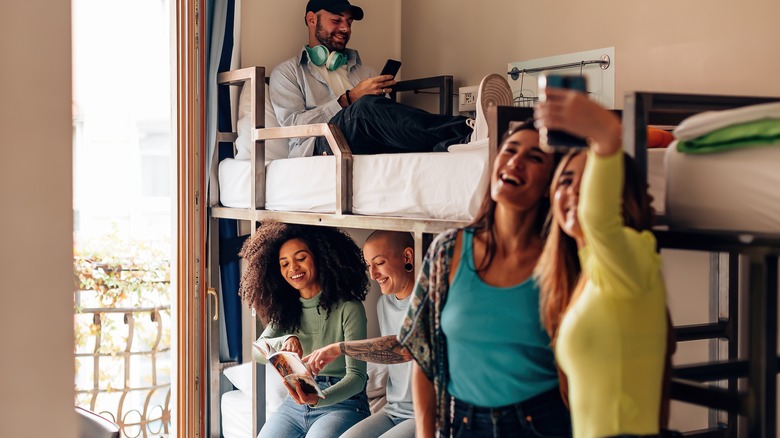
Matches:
[555,151,668,438]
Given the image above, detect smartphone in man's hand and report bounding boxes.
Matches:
[538,74,589,153]
[380,59,402,78]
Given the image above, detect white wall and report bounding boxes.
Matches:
[0,0,76,437]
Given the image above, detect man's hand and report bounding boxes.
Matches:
[280,336,303,358]
[283,379,321,406]
[350,74,398,101]
[302,343,341,375]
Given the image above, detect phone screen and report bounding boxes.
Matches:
[539,74,589,152]
[380,59,402,78]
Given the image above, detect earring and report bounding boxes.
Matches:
[404,262,414,272]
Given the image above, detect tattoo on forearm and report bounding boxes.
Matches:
[342,335,411,364]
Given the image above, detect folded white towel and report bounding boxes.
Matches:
[674,101,780,140]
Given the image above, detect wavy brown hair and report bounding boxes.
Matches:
[468,119,562,271]
[537,150,655,339]
[238,221,369,333]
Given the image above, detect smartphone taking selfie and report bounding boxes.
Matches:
[538,73,588,152]
[380,59,402,78]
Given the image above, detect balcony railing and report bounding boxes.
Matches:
[74,257,171,438]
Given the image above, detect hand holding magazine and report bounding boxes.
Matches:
[253,339,325,399]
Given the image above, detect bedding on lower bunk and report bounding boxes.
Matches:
[218,141,490,221]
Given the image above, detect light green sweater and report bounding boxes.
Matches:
[555,151,668,437]
[255,293,367,407]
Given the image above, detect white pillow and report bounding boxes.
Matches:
[234,81,289,161]
[222,361,287,419]
[265,364,287,419]
[223,362,254,396]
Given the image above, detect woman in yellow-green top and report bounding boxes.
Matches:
[535,88,669,437]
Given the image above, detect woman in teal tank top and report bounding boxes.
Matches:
[400,120,572,438]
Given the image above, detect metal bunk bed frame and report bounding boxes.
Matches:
[625,91,780,438]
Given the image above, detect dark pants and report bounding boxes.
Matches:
[451,388,572,438]
[314,95,472,155]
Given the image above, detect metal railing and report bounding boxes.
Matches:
[74,261,172,438]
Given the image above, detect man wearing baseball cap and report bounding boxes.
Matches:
[305,0,364,21]
[268,0,509,157]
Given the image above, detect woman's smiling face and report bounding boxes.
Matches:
[279,238,321,298]
[552,152,587,242]
[490,129,555,211]
[363,236,414,298]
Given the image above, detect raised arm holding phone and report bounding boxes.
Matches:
[534,84,672,437]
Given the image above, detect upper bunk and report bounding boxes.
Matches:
[211,66,780,241]
[209,66,531,239]
[623,90,780,237]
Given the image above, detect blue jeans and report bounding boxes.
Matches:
[340,409,415,438]
[314,95,471,155]
[258,376,370,438]
[451,388,572,438]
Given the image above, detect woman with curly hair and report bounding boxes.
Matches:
[239,221,371,438]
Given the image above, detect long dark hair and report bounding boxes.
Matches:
[467,119,561,271]
[239,221,369,333]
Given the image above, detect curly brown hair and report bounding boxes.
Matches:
[238,221,369,333]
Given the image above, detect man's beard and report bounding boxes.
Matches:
[315,17,348,52]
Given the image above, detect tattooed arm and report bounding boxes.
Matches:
[303,335,411,375]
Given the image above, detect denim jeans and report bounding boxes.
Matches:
[340,410,415,438]
[451,388,572,438]
[258,376,370,438]
[314,95,471,155]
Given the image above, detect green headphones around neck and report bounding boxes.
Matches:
[305,45,347,71]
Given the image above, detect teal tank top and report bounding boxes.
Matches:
[441,228,559,407]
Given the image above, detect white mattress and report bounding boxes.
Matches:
[218,145,490,221]
[664,142,780,234]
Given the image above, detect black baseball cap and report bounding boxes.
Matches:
[306,0,364,21]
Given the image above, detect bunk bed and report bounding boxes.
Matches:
[208,66,532,437]
[625,91,780,438]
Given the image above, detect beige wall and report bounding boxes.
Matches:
[0,0,76,437]
[402,0,780,104]
[241,0,402,80]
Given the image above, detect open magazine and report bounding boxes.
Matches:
[253,339,325,399]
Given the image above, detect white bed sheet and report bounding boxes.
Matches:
[218,146,490,221]
[664,142,780,234]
